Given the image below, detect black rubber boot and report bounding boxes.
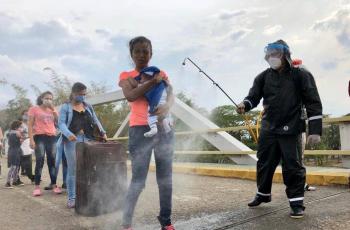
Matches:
[290,206,305,219]
[248,195,271,207]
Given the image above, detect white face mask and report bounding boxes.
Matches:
[43,99,53,107]
[267,57,282,70]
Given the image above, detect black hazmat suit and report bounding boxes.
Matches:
[243,64,322,208]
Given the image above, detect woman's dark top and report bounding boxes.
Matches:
[8,131,22,166]
[68,110,94,138]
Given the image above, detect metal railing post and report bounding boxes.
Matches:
[339,121,350,168]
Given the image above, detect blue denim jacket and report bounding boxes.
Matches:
[56,102,106,147]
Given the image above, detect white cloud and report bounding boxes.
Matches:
[0,55,49,107]
[0,1,349,116]
[263,25,282,36]
[312,7,350,31]
[312,5,350,50]
[217,10,247,20]
[0,13,96,59]
[95,28,111,37]
[0,55,20,75]
[229,28,253,41]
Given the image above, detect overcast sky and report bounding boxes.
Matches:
[1,0,350,116]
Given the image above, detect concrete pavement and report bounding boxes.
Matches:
[0,157,349,230]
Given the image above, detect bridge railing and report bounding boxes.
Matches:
[87,90,350,167]
[108,116,350,167]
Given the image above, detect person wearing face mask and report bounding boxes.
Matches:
[236,40,322,219]
[57,82,107,208]
[28,91,62,196]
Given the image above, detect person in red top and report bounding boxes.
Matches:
[119,36,175,230]
[28,91,62,197]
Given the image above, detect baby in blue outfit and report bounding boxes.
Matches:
[135,66,172,137]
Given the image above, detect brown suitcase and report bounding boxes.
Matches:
[75,141,127,216]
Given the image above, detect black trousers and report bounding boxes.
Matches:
[21,155,34,181]
[256,131,306,208]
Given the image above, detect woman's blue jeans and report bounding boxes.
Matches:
[34,135,57,186]
[122,126,174,227]
[55,143,67,185]
[63,135,90,201]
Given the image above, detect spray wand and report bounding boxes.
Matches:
[182,57,258,143]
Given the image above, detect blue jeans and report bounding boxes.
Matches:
[63,135,90,201]
[55,143,67,185]
[122,126,174,228]
[34,135,57,186]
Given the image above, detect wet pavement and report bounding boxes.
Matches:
[0,157,349,230]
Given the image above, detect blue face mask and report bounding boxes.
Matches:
[75,95,86,103]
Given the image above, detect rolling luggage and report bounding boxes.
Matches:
[75,141,127,216]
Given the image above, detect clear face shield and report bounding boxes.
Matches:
[264,43,288,61]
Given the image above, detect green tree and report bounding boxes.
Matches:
[112,100,130,132]
[305,115,341,166]
[81,81,130,137]
[174,92,211,150]
[1,84,32,129]
[1,68,128,138]
[176,92,195,108]
[43,67,72,105]
[210,105,260,150]
[41,68,128,137]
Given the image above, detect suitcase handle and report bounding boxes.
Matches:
[89,139,122,145]
[92,136,108,143]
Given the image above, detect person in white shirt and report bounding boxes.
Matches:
[19,110,34,183]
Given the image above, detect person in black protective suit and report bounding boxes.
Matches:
[292,59,317,192]
[236,39,323,218]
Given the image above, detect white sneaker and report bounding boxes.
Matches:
[144,127,158,138]
[305,184,316,191]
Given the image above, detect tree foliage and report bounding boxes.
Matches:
[0,71,343,165]
[210,105,261,150]
[174,92,212,151]
[1,84,32,129]
[0,69,127,137]
[43,67,73,105]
